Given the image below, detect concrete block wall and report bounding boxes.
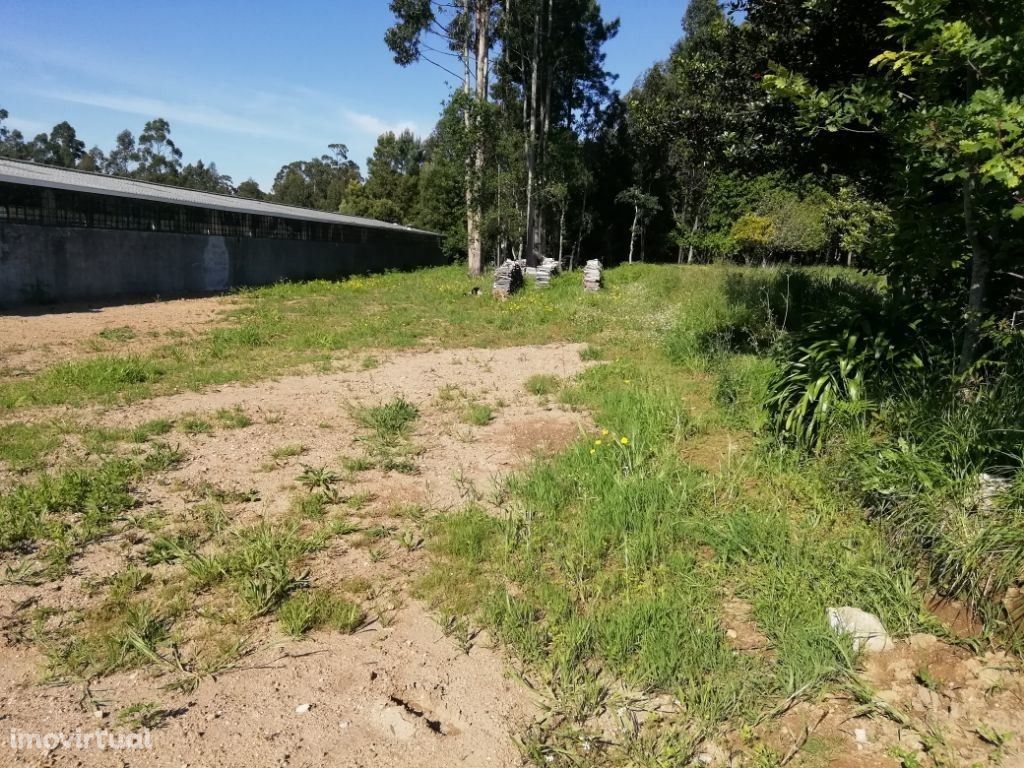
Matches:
[0,223,446,306]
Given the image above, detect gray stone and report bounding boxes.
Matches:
[827,606,891,652]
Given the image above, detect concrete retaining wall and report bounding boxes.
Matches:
[0,223,446,306]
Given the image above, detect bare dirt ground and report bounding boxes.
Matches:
[1,309,1022,767]
[0,296,236,376]
[0,343,591,768]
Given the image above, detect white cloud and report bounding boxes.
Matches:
[38,90,282,139]
[342,110,418,137]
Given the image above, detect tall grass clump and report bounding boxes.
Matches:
[767,292,1024,641]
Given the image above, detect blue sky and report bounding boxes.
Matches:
[0,1,686,190]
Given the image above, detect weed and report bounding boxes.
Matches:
[296,465,340,492]
[351,398,420,472]
[129,418,174,443]
[178,416,213,436]
[215,406,253,429]
[0,422,63,471]
[351,398,419,439]
[138,444,183,476]
[524,374,561,396]
[580,345,604,361]
[98,326,137,343]
[277,589,364,636]
[462,402,494,426]
[144,535,195,565]
[116,702,169,730]
[0,458,139,554]
[291,492,328,519]
[270,443,306,460]
[341,456,373,472]
[344,490,376,509]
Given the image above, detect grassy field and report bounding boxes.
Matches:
[0,263,1015,766]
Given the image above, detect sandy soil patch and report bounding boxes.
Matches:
[0,295,237,376]
[0,343,593,768]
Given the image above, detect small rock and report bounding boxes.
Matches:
[875,689,900,705]
[907,633,938,649]
[854,728,869,744]
[295,703,312,714]
[93,709,105,720]
[695,741,728,766]
[339,720,351,729]
[725,629,738,640]
[827,606,891,652]
[977,667,1004,689]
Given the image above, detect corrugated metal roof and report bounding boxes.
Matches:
[0,157,438,237]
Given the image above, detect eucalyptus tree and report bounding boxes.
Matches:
[272,145,361,212]
[135,118,183,182]
[386,0,496,276]
[385,0,617,270]
[343,129,426,224]
[0,108,29,160]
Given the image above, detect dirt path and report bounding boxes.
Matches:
[0,295,236,376]
[0,343,593,768]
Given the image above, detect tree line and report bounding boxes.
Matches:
[382,0,1021,367]
[2,0,1020,365]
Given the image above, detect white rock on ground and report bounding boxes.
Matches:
[827,606,892,652]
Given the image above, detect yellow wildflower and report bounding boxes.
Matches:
[620,437,630,445]
[594,439,603,446]
[589,448,596,455]
[601,428,609,436]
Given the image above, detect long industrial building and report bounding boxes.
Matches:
[0,158,445,305]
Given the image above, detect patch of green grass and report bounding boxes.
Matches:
[351,398,419,439]
[462,402,494,426]
[277,588,364,636]
[0,421,64,471]
[98,326,137,343]
[341,455,373,473]
[214,406,253,429]
[270,443,306,460]
[144,534,196,565]
[180,522,313,615]
[579,344,604,361]
[421,332,928,757]
[291,492,328,519]
[140,441,186,472]
[128,418,174,443]
[0,265,752,413]
[0,458,140,554]
[351,398,420,472]
[177,416,213,436]
[524,374,561,396]
[1,356,159,408]
[42,601,172,680]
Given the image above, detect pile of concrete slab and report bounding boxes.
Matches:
[531,257,561,288]
[492,259,524,298]
[583,259,602,292]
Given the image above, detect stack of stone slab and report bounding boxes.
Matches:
[492,259,524,298]
[583,259,602,292]
[533,257,561,288]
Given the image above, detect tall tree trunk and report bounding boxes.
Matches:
[686,212,700,264]
[958,171,990,373]
[463,15,477,276]
[628,206,639,264]
[522,0,543,267]
[466,1,489,278]
[558,207,565,265]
